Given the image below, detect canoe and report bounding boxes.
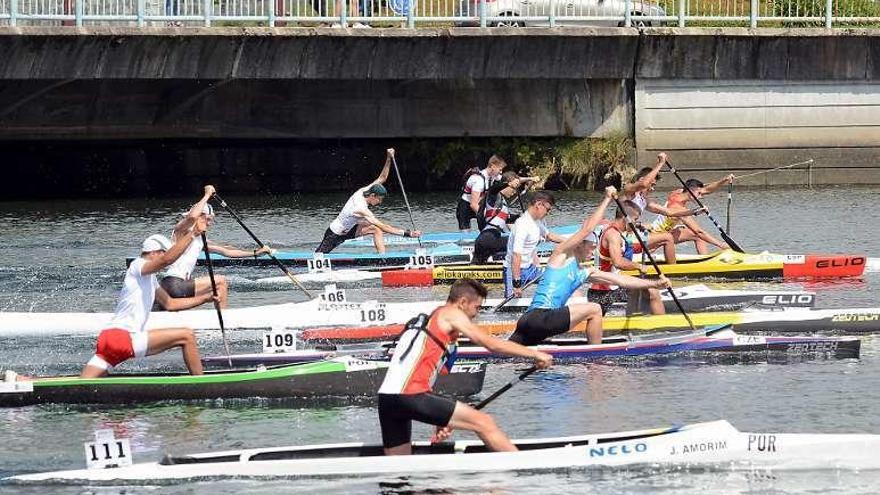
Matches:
[202,326,860,367]
[0,357,486,407]
[125,243,472,268]
[300,306,880,342]
[0,285,817,337]
[9,420,880,483]
[340,223,580,249]
[380,249,868,285]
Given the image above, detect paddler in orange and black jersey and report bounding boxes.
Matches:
[377,279,552,456]
[456,155,507,232]
[472,172,541,264]
[588,199,670,316]
[648,174,734,254]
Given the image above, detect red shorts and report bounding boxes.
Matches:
[95,328,135,367]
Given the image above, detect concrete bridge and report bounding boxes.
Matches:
[1,26,879,191]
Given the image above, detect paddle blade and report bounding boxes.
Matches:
[703,323,734,336]
[721,232,744,253]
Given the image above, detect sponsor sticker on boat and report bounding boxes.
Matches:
[85,429,132,470]
[783,255,806,264]
[733,335,767,346]
[338,356,378,372]
[263,327,298,353]
[0,377,33,394]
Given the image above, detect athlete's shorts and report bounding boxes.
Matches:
[587,288,628,315]
[160,276,195,298]
[378,392,457,449]
[472,228,507,264]
[315,227,358,254]
[503,264,542,298]
[87,328,149,370]
[509,307,571,346]
[455,198,478,230]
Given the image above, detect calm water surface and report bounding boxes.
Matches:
[1,187,879,494]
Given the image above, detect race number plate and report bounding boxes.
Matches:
[359,300,387,324]
[307,253,332,273]
[85,430,132,470]
[320,284,347,303]
[262,328,298,353]
[408,248,434,269]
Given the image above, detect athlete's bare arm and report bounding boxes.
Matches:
[551,187,616,259]
[173,185,215,237]
[142,219,207,275]
[588,270,671,291]
[444,309,552,367]
[701,174,735,195]
[208,243,272,258]
[680,216,728,249]
[370,148,394,187]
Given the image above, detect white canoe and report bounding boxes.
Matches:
[7,420,880,483]
[0,285,814,337]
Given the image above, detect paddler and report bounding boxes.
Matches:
[81,219,213,378]
[456,155,507,231]
[648,175,734,254]
[316,148,421,254]
[472,171,540,264]
[589,199,671,316]
[509,187,670,346]
[620,152,683,264]
[504,191,566,298]
[158,185,272,310]
[377,278,553,455]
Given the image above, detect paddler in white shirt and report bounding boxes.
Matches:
[315,148,422,254]
[504,191,566,298]
[620,152,682,264]
[81,218,214,378]
[158,185,272,310]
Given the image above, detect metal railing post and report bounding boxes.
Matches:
[624,0,632,27]
[479,0,486,27]
[340,0,347,26]
[677,0,684,26]
[204,0,211,26]
[549,0,555,27]
[825,0,833,28]
[10,0,17,26]
[269,0,276,27]
[75,0,83,26]
[749,0,757,27]
[406,0,414,27]
[137,0,145,26]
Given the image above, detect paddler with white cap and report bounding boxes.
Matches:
[158,185,272,310]
[80,216,215,378]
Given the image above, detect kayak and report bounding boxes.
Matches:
[0,285,817,337]
[340,223,580,248]
[9,420,880,483]
[125,243,472,268]
[0,357,486,407]
[300,306,880,342]
[203,326,860,367]
[380,249,868,285]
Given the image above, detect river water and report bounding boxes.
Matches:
[1,187,879,494]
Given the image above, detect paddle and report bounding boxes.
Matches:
[472,366,538,410]
[431,366,538,444]
[726,182,733,234]
[611,195,696,331]
[201,233,233,368]
[664,161,743,253]
[212,193,313,299]
[488,274,543,313]
[389,152,422,247]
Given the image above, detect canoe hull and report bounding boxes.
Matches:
[0,360,486,407]
[9,420,880,483]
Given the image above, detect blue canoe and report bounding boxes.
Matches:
[339,223,581,248]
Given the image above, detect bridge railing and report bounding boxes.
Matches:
[1,0,879,27]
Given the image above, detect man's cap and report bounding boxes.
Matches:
[142,234,172,253]
[179,203,215,217]
[364,184,387,197]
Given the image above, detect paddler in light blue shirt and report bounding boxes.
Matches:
[509,187,670,346]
